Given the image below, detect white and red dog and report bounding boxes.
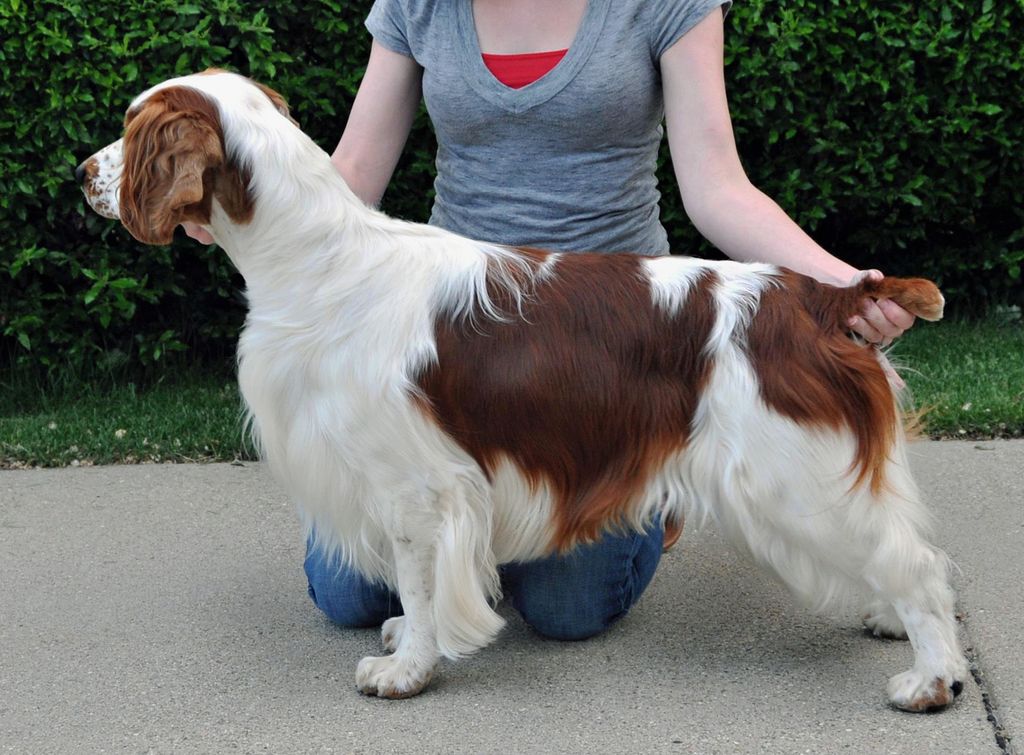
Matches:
[79,70,966,710]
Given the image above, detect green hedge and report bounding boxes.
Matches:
[721,1,1023,307]
[1,0,1021,374]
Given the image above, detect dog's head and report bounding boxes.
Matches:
[76,69,294,244]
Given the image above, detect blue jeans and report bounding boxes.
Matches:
[304,522,664,641]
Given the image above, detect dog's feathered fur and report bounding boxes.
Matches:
[79,71,966,709]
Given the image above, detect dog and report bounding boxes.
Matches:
[78,70,967,710]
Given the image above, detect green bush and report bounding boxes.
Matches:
[0,0,382,375]
[0,0,1020,375]
[718,0,1023,310]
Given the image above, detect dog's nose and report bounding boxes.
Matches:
[74,161,86,184]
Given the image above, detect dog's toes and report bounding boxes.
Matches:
[862,605,909,640]
[356,654,435,699]
[381,616,406,653]
[888,672,962,713]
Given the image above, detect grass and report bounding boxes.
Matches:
[0,371,253,468]
[895,319,1024,439]
[1,320,1021,468]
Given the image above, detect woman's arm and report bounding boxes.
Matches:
[330,40,424,207]
[660,11,913,344]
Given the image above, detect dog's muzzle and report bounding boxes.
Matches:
[77,138,124,220]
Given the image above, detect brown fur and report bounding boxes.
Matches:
[746,272,898,494]
[416,252,717,550]
[901,678,955,712]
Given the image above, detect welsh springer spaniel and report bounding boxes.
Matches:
[78,70,966,711]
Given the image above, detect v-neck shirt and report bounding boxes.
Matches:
[366,0,731,255]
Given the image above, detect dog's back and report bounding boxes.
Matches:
[417,251,942,548]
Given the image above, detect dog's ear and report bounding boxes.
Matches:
[120,88,225,245]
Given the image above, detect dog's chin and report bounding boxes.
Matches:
[80,190,120,221]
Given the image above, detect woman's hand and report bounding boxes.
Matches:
[847,270,912,389]
[846,269,916,347]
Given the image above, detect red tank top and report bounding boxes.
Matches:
[481,49,569,89]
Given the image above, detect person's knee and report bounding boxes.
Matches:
[505,524,665,641]
[305,576,384,627]
[303,546,398,628]
[514,594,623,640]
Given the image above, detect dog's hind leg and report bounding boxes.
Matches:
[734,443,968,713]
[858,460,968,712]
[862,596,908,640]
[882,581,966,712]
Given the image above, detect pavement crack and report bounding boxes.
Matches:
[963,622,1014,754]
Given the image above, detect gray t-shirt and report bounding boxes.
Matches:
[366,0,731,255]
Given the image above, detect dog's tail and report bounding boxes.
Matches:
[865,276,945,322]
[791,270,945,334]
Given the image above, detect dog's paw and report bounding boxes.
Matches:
[863,605,908,640]
[381,616,407,653]
[887,670,965,713]
[356,653,436,699]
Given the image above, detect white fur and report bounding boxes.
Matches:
[82,138,124,219]
[80,71,967,707]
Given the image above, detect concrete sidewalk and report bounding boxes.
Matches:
[1,440,1020,754]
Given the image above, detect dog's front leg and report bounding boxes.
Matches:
[355,532,439,699]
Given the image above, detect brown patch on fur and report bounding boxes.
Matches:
[784,272,945,332]
[124,104,142,128]
[120,86,253,244]
[898,678,955,712]
[747,270,944,494]
[415,251,716,551]
[80,159,101,196]
[662,516,685,551]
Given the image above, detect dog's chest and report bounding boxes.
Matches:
[237,316,447,483]
[240,330,387,444]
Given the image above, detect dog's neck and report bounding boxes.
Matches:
[205,129,462,329]
[202,116,507,340]
[207,131,379,290]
